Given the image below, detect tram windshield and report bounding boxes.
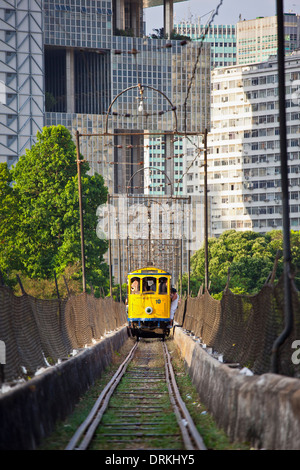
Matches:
[142,277,157,293]
[130,277,140,294]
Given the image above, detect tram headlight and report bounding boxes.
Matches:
[145,306,153,314]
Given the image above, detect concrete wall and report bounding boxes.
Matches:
[173,326,300,450]
[0,326,129,450]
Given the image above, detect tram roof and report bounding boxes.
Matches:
[128,266,171,276]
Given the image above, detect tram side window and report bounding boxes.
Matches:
[130,277,140,294]
[142,277,157,293]
[158,277,168,294]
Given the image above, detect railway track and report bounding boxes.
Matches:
[65,338,206,451]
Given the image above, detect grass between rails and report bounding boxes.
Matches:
[38,337,250,451]
[90,339,182,450]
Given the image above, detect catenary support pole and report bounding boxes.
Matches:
[108,194,113,298]
[204,128,209,291]
[271,0,293,373]
[76,131,86,292]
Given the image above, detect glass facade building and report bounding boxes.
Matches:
[174,22,236,68]
[1,0,210,195]
[43,0,210,194]
[0,3,44,167]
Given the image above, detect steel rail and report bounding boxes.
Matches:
[65,341,138,450]
[162,342,207,450]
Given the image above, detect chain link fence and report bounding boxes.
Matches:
[175,275,300,377]
[0,287,127,383]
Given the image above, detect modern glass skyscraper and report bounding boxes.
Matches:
[174,21,236,68]
[0,3,44,167]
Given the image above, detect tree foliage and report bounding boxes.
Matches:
[188,229,300,296]
[0,125,109,294]
[150,27,191,41]
[0,163,19,273]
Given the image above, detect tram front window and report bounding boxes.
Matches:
[142,277,157,293]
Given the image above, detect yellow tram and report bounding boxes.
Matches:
[127,266,172,339]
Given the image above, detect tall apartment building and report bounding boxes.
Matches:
[174,12,300,240]
[237,13,300,64]
[202,52,300,236]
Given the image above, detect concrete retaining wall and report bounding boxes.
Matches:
[0,326,129,450]
[173,326,300,450]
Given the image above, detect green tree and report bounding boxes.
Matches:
[0,163,19,278]
[1,125,109,292]
[268,229,300,290]
[179,273,201,297]
[190,230,286,295]
[150,27,191,41]
[150,27,167,39]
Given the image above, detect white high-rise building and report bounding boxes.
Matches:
[202,52,300,236]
